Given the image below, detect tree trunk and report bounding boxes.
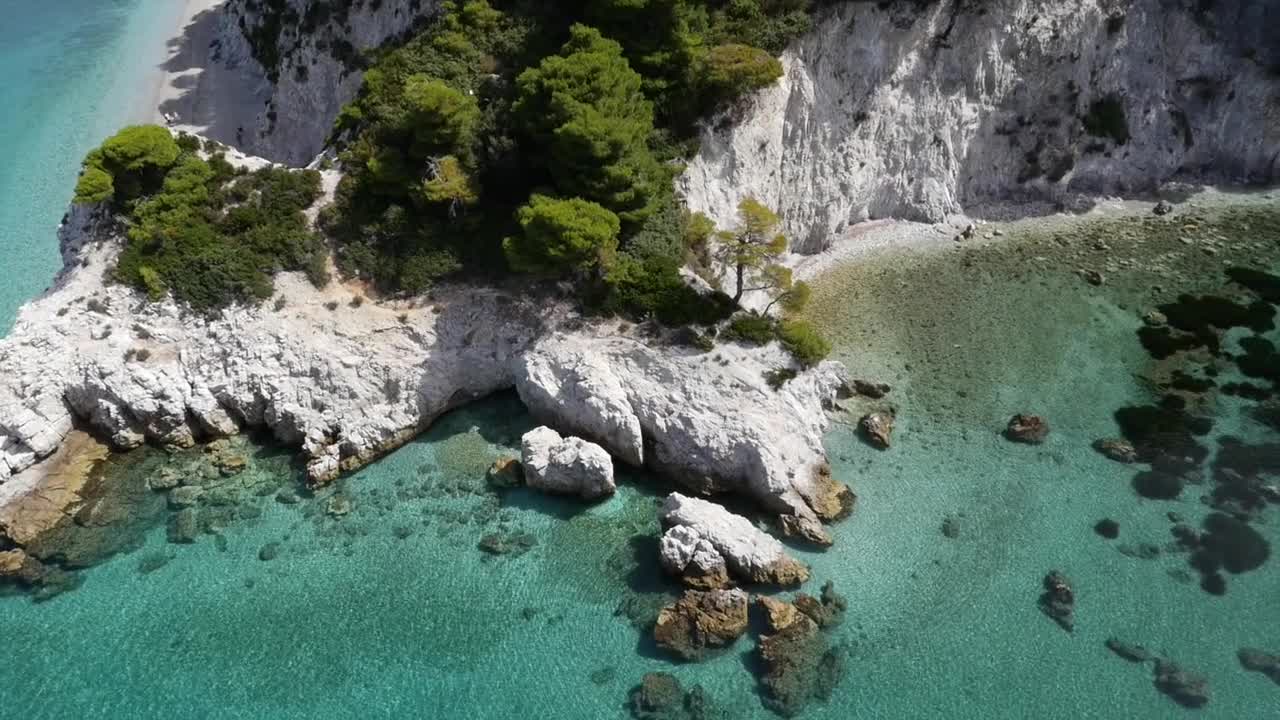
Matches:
[733,261,745,303]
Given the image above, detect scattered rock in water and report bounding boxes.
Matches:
[1118,542,1161,560]
[1237,648,1280,685]
[392,525,414,540]
[275,488,301,505]
[1081,269,1106,286]
[793,581,848,629]
[851,379,891,399]
[521,426,616,501]
[258,542,280,562]
[325,494,353,518]
[477,531,537,558]
[589,667,617,686]
[859,410,895,449]
[1200,572,1227,595]
[1093,438,1138,464]
[204,439,248,476]
[136,551,172,575]
[1005,414,1049,444]
[1106,638,1153,663]
[628,672,720,720]
[1038,570,1075,632]
[1153,659,1211,708]
[167,485,203,509]
[654,588,749,661]
[755,594,845,717]
[486,457,524,489]
[147,468,181,491]
[167,508,199,544]
[659,525,730,590]
[1153,200,1175,216]
[1094,519,1120,539]
[941,515,961,539]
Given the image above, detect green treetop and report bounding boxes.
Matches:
[714,197,792,304]
[513,24,663,224]
[75,125,181,205]
[504,194,621,275]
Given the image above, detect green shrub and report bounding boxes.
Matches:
[505,194,620,275]
[724,312,775,345]
[73,166,115,204]
[778,319,830,366]
[700,43,783,106]
[91,125,182,203]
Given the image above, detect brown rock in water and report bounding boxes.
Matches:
[653,588,749,661]
[0,548,28,577]
[629,673,684,718]
[1153,659,1211,708]
[793,582,848,629]
[1093,438,1138,464]
[757,596,801,633]
[803,464,857,526]
[1039,570,1075,632]
[0,431,108,546]
[859,410,895,449]
[1006,414,1050,444]
[757,612,844,717]
[486,457,523,488]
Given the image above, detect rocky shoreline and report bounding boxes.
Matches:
[0,147,855,567]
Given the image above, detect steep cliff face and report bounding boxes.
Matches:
[681,0,1280,252]
[212,0,436,164]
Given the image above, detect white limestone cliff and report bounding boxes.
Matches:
[681,0,1280,252]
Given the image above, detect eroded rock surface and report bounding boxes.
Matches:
[520,427,615,501]
[660,494,809,587]
[654,588,749,661]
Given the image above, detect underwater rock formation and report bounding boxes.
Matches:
[653,588,750,661]
[1038,570,1075,632]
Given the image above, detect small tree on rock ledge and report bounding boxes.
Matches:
[714,197,807,310]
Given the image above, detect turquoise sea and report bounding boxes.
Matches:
[1,5,1278,719]
[0,0,185,331]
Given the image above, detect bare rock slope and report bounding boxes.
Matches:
[682,0,1280,252]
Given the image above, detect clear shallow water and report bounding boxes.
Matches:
[1,203,1276,719]
[0,0,184,332]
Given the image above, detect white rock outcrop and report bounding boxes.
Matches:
[659,524,730,589]
[519,426,616,501]
[660,493,809,587]
[0,179,850,543]
[682,0,1280,252]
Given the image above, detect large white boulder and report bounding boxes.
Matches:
[660,493,809,587]
[520,426,616,501]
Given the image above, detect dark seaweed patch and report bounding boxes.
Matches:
[1227,266,1280,304]
[1155,294,1275,355]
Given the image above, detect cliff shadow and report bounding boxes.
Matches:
[156,6,269,154]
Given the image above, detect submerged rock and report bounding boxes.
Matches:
[628,672,722,720]
[1153,659,1211,708]
[851,379,891,399]
[1199,512,1270,574]
[167,508,199,544]
[1005,414,1049,444]
[941,515,961,539]
[258,542,280,562]
[755,605,844,717]
[793,582,847,629]
[653,588,749,661]
[858,410,894,449]
[1237,648,1280,685]
[520,427,615,501]
[477,531,537,558]
[660,494,808,587]
[1094,519,1120,539]
[1153,200,1175,216]
[485,457,523,489]
[1106,638,1153,663]
[1038,570,1075,632]
[168,485,203,509]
